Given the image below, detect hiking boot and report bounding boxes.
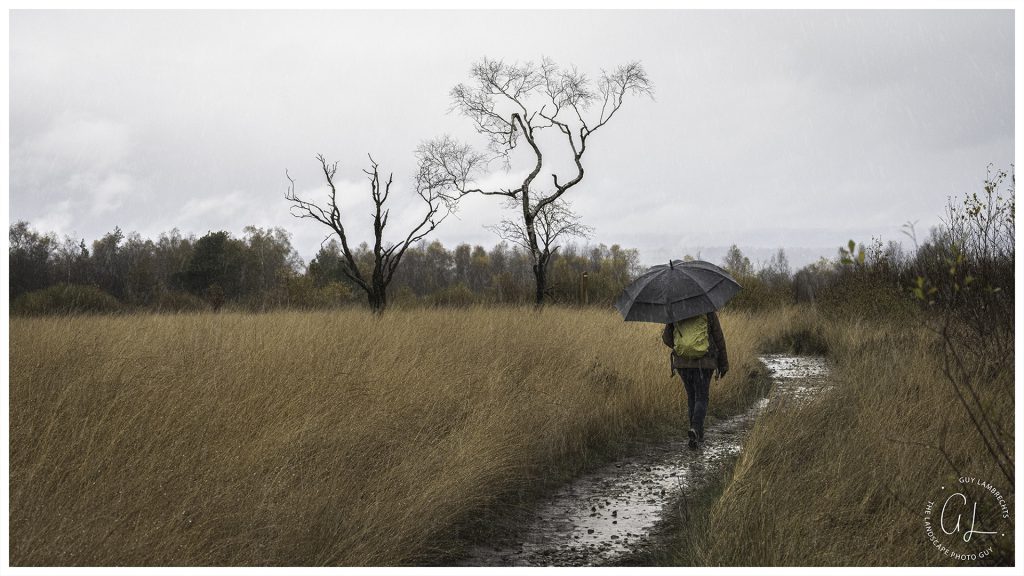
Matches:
[687,428,698,450]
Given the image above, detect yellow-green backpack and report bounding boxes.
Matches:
[673,314,709,360]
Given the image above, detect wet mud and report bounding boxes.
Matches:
[457,354,830,567]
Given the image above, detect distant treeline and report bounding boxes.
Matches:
[5,221,1006,317]
[8,165,1013,317]
[8,223,652,313]
[9,218,804,314]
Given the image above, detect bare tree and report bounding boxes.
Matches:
[486,196,594,291]
[417,56,652,305]
[285,154,453,313]
[722,244,753,278]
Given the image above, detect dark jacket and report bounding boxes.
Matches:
[662,311,729,374]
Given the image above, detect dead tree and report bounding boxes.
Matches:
[285,154,452,314]
[486,196,594,288]
[417,56,652,305]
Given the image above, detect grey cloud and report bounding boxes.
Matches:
[9,10,1014,271]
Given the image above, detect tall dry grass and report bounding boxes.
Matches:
[9,306,798,566]
[701,314,1015,566]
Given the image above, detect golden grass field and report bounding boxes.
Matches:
[8,305,1014,566]
[9,306,790,566]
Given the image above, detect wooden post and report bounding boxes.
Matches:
[582,272,589,306]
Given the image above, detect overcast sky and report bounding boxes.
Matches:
[9,10,1015,269]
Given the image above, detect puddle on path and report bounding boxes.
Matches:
[457,354,830,567]
[759,354,832,403]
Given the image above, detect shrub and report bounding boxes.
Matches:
[726,274,791,311]
[816,266,916,322]
[389,285,419,308]
[12,283,121,315]
[428,282,477,307]
[205,283,226,312]
[153,290,208,313]
[277,276,354,310]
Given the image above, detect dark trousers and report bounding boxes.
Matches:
[679,367,713,438]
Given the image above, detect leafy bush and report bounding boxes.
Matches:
[726,274,791,311]
[815,266,916,321]
[12,283,121,315]
[232,275,357,311]
[428,282,477,307]
[153,290,209,313]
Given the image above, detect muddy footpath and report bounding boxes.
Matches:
[456,354,831,567]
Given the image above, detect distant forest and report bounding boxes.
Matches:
[11,160,1011,319]
[9,221,807,314]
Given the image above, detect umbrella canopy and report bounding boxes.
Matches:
[614,260,742,323]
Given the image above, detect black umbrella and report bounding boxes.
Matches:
[614,260,742,323]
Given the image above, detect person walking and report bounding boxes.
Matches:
[614,259,740,449]
[662,312,729,450]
